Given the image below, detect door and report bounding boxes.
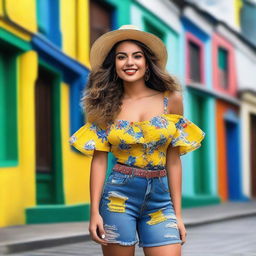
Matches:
[35,66,64,205]
[250,113,256,198]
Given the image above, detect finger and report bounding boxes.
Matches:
[180,232,186,245]
[98,224,106,240]
[93,234,108,246]
[90,228,108,246]
[181,236,186,244]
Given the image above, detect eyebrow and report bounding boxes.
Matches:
[115,51,144,56]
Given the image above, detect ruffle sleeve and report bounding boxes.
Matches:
[69,122,111,156]
[170,115,205,156]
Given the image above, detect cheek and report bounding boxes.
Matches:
[139,65,147,74]
[138,59,147,70]
[115,62,122,74]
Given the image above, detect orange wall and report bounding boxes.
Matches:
[216,100,239,201]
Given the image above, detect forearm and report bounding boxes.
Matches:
[166,157,182,218]
[90,151,108,215]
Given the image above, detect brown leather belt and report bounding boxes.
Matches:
[112,162,167,178]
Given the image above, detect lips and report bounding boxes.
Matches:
[123,69,137,75]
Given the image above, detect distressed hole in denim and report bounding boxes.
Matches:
[146,208,168,225]
[107,191,128,213]
[119,240,138,246]
[164,234,179,239]
[103,224,120,243]
[165,222,178,229]
[165,213,177,220]
[103,224,137,245]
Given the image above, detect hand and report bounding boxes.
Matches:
[176,216,187,245]
[89,212,108,246]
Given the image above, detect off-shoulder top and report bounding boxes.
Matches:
[69,90,206,170]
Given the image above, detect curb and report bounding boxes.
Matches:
[1,234,91,255]
[184,210,256,227]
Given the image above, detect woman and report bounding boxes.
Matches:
[69,25,205,256]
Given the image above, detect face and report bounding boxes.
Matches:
[115,41,147,83]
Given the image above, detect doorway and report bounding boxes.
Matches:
[35,65,64,205]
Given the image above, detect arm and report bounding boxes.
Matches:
[166,146,182,218]
[166,91,183,217]
[90,150,108,215]
[166,90,187,244]
[89,150,108,246]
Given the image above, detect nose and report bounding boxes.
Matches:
[125,56,134,66]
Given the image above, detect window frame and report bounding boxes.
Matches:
[212,33,236,96]
[185,32,205,85]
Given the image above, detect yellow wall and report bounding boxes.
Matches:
[0,168,24,226]
[61,82,91,204]
[3,0,37,32]
[234,0,243,28]
[0,51,38,227]
[0,1,4,16]
[60,0,90,67]
[60,0,92,204]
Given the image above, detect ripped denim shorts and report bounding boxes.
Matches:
[99,162,182,247]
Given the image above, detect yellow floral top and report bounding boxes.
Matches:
[69,90,205,169]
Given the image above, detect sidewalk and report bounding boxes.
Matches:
[1,200,256,255]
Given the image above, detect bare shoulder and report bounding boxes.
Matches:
[167,90,184,116]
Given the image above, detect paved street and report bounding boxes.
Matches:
[7,216,256,256]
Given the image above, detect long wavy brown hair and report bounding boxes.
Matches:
[81,39,183,128]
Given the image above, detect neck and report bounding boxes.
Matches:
[122,79,152,99]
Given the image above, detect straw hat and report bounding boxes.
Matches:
[89,24,168,71]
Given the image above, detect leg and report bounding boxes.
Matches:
[143,243,181,256]
[137,177,183,250]
[99,170,146,255]
[101,244,135,256]
[137,206,182,248]
[99,188,139,253]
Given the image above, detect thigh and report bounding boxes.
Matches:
[99,171,140,246]
[137,176,182,248]
[101,244,136,256]
[137,206,182,248]
[143,243,181,256]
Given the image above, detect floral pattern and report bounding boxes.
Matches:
[69,114,205,168]
[68,122,110,156]
[69,90,206,168]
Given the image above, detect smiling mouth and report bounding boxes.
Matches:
[123,69,137,75]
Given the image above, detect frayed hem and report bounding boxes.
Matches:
[107,240,139,246]
[139,240,182,248]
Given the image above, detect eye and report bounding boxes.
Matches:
[117,55,125,60]
[135,55,142,59]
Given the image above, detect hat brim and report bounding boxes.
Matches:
[89,28,167,71]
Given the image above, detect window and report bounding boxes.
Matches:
[144,20,165,41]
[218,47,229,89]
[189,41,201,83]
[89,0,113,47]
[0,51,18,165]
[212,33,236,95]
[186,33,204,85]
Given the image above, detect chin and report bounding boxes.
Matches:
[121,76,144,83]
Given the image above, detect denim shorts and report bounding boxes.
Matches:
[99,163,182,247]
